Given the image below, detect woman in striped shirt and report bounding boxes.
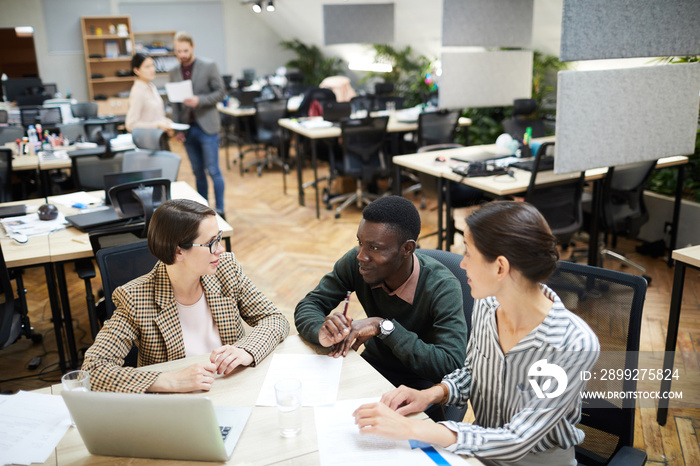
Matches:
[354,201,599,465]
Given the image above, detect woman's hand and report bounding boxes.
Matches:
[381,384,444,416]
[210,345,254,375]
[148,361,217,393]
[353,402,417,441]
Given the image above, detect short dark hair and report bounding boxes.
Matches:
[131,53,150,73]
[466,201,559,283]
[362,196,421,244]
[147,199,216,265]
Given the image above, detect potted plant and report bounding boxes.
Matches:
[279,39,343,86]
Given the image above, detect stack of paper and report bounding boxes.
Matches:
[0,391,71,466]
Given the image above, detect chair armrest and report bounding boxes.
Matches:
[607,446,646,466]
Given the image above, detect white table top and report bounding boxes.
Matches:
[672,245,700,269]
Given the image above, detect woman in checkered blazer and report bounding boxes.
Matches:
[83,199,290,392]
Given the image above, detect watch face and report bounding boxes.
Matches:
[381,320,394,333]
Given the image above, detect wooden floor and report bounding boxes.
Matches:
[1,140,699,465]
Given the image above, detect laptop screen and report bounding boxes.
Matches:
[103,169,163,205]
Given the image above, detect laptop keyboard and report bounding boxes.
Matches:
[220,426,232,441]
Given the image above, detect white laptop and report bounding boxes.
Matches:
[61,390,251,462]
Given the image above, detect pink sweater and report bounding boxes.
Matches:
[125,79,171,132]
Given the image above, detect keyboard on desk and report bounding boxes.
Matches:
[510,155,554,172]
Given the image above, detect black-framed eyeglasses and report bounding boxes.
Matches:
[187,231,223,254]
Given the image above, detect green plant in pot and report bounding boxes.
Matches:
[279,39,343,86]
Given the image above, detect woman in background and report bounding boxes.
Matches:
[125,53,173,133]
[354,201,600,465]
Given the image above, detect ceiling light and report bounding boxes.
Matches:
[252,2,262,13]
[266,0,275,12]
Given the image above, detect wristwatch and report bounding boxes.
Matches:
[377,319,395,340]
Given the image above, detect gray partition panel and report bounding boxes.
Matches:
[323,3,394,45]
[554,64,700,174]
[561,0,700,61]
[119,1,226,74]
[443,0,533,47]
[438,51,533,109]
[42,0,110,53]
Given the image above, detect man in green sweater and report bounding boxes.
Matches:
[295,196,467,393]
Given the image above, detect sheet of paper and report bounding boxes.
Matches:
[50,191,102,208]
[315,398,436,466]
[0,391,71,466]
[165,80,193,103]
[255,354,342,406]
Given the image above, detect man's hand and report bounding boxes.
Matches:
[183,95,200,108]
[210,345,254,375]
[318,312,353,348]
[148,361,217,393]
[327,317,383,358]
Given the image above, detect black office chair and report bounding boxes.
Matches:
[19,106,62,132]
[593,161,657,283]
[325,116,389,218]
[70,151,125,191]
[0,149,13,203]
[0,242,42,351]
[546,261,648,466]
[41,83,57,99]
[109,178,171,238]
[95,240,159,366]
[70,102,99,120]
[416,248,473,423]
[374,82,395,96]
[525,142,585,249]
[245,98,290,176]
[349,95,375,115]
[501,98,546,142]
[131,128,170,151]
[295,87,336,118]
[83,119,119,144]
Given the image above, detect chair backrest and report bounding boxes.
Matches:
[296,87,336,117]
[525,142,585,245]
[546,261,647,465]
[374,95,404,112]
[96,241,159,319]
[253,98,288,137]
[415,248,473,423]
[109,178,171,236]
[121,150,181,182]
[235,90,262,108]
[131,128,169,151]
[321,101,351,123]
[502,98,545,141]
[601,161,657,238]
[71,151,125,191]
[0,148,12,203]
[349,95,375,114]
[0,241,22,349]
[71,102,99,120]
[0,126,25,145]
[83,120,119,144]
[339,116,389,180]
[374,82,394,96]
[417,110,461,147]
[20,106,62,130]
[0,109,8,124]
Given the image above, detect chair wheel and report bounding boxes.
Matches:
[642,275,652,285]
[31,333,43,344]
[335,213,341,219]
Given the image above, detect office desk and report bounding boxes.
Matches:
[393,144,688,257]
[48,334,480,465]
[657,245,700,425]
[279,115,472,219]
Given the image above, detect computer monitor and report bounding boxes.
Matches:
[103,169,163,205]
[3,77,43,102]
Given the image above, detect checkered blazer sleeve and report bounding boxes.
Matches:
[220,254,290,365]
[82,283,162,393]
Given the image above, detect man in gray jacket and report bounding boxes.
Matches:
[169,31,226,215]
